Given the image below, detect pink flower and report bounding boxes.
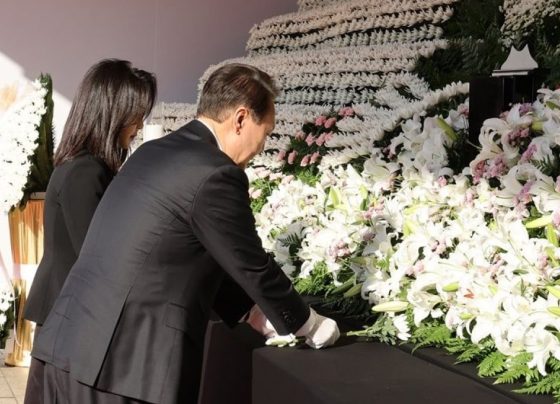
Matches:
[513,180,534,207]
[324,132,334,142]
[406,261,424,276]
[520,143,537,163]
[250,188,263,199]
[315,133,326,146]
[472,160,486,184]
[300,154,311,167]
[281,175,294,184]
[287,150,297,164]
[537,255,548,270]
[295,131,305,140]
[553,210,560,228]
[315,116,327,126]
[305,134,315,146]
[486,156,507,178]
[458,104,469,117]
[324,117,337,129]
[465,189,475,206]
[277,150,287,161]
[256,168,271,178]
[338,107,354,117]
[519,103,533,116]
[437,176,447,187]
[555,176,560,193]
[310,151,320,164]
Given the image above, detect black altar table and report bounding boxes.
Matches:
[198,321,553,404]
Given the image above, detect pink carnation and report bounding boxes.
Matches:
[315,116,327,126]
[305,134,315,146]
[310,151,320,164]
[300,154,311,167]
[277,150,287,161]
[324,117,337,129]
[338,107,354,117]
[287,150,297,165]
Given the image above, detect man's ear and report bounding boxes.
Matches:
[234,106,250,135]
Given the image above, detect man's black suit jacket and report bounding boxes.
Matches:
[32,120,310,403]
[24,150,113,325]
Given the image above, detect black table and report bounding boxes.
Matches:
[198,321,553,404]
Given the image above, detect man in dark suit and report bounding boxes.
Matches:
[32,63,339,404]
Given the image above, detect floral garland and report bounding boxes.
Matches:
[151,102,197,133]
[204,41,448,82]
[0,80,47,213]
[501,0,560,48]
[248,6,454,52]
[248,0,456,50]
[251,25,445,56]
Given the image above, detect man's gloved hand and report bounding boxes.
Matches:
[245,304,277,338]
[296,308,340,349]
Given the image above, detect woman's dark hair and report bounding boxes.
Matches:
[197,63,278,124]
[55,59,157,172]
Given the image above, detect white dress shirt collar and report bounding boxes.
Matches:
[195,118,223,151]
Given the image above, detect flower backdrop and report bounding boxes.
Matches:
[153,0,560,399]
[0,75,54,340]
[0,79,47,213]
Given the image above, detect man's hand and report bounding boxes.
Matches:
[245,304,277,338]
[295,308,340,349]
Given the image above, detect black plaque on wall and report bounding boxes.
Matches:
[468,71,547,147]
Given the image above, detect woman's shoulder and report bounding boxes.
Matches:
[60,151,111,175]
[55,151,114,189]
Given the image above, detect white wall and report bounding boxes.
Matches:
[0,0,297,140]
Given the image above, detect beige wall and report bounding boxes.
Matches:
[0,0,296,139]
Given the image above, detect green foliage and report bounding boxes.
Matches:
[515,372,560,396]
[478,351,507,377]
[279,108,357,183]
[347,313,398,345]
[439,336,497,364]
[414,0,506,89]
[294,262,335,296]
[495,353,537,384]
[250,178,279,213]
[410,321,452,350]
[509,3,560,87]
[20,74,55,207]
[532,152,560,178]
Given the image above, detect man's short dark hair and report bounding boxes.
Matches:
[197,63,278,123]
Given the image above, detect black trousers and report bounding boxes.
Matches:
[24,325,44,404]
[42,363,148,404]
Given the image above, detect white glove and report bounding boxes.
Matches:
[245,304,277,338]
[295,308,340,349]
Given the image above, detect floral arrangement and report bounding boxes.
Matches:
[156,0,459,138]
[247,0,456,53]
[0,78,48,213]
[246,87,560,399]
[501,0,560,49]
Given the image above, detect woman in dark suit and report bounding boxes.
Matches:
[23,59,157,404]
